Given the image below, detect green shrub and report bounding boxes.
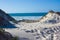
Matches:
[12,36,19,40]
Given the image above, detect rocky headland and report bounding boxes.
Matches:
[0,9,18,40]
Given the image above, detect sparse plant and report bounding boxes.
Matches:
[12,36,19,40]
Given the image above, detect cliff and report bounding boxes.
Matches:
[0,30,13,40]
[0,9,17,28]
[0,9,18,40]
[0,9,17,23]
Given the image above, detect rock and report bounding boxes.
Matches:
[0,31,13,40]
[20,38,30,40]
[0,9,17,28]
[0,9,17,23]
[56,12,60,15]
[25,30,34,33]
[48,10,55,13]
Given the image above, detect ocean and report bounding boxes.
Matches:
[9,13,47,20]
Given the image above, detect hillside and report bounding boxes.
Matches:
[5,10,60,40]
[0,9,60,40]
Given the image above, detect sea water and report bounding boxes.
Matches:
[9,13,47,20]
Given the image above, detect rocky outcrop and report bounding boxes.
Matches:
[0,30,13,40]
[56,12,60,15]
[0,9,17,28]
[48,10,55,13]
[48,10,60,15]
[0,9,17,23]
[0,9,17,40]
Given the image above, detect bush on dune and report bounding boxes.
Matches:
[12,36,19,40]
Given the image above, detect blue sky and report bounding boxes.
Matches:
[0,0,60,13]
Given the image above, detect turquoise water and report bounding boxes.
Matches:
[9,13,47,16]
[9,13,47,20]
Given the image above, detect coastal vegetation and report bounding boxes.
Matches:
[0,28,18,40]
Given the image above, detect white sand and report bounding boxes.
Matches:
[5,12,60,40]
